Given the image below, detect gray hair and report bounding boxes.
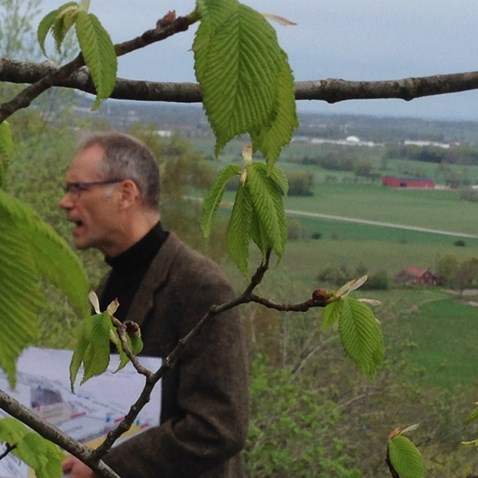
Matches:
[77,131,160,210]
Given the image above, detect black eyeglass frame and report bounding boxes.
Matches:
[63,178,123,195]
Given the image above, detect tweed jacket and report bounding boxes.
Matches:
[99,232,249,478]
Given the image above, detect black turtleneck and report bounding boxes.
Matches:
[100,222,169,322]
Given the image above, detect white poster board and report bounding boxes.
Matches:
[0,347,162,478]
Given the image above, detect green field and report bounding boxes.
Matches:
[198,142,478,391]
[285,183,478,236]
[387,295,478,389]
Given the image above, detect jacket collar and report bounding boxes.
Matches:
[97,232,182,327]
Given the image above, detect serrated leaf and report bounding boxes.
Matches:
[0,198,45,387]
[0,418,63,478]
[52,2,80,53]
[338,297,384,378]
[17,432,63,478]
[59,6,80,33]
[194,0,289,156]
[201,164,241,237]
[38,9,59,55]
[0,121,13,187]
[227,183,253,276]
[251,54,298,165]
[322,300,343,331]
[70,312,112,389]
[0,190,89,318]
[108,327,129,370]
[75,10,117,109]
[37,2,78,55]
[246,163,287,258]
[388,436,425,478]
[268,164,289,194]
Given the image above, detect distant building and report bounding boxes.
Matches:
[404,140,451,149]
[382,176,435,189]
[394,267,438,286]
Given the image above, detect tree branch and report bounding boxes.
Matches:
[0,12,195,122]
[2,55,478,105]
[0,390,120,478]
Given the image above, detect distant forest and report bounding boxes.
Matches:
[73,94,478,145]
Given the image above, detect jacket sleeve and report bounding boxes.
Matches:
[101,257,249,478]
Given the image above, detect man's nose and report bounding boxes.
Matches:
[59,193,72,210]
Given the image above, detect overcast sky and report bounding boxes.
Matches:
[39,0,478,120]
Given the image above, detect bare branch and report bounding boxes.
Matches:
[0,12,195,122]
[2,56,478,105]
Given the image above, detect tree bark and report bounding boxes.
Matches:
[2,57,478,105]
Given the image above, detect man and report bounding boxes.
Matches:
[59,131,249,478]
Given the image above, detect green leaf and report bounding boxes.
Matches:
[75,10,117,109]
[0,418,63,478]
[246,163,287,258]
[127,327,143,356]
[194,0,295,157]
[52,3,80,53]
[37,3,79,55]
[0,198,46,387]
[322,300,343,331]
[267,164,289,195]
[0,121,13,187]
[338,297,384,378]
[0,190,89,318]
[38,9,59,55]
[251,53,298,166]
[388,436,425,478]
[227,183,253,276]
[70,312,112,389]
[201,164,241,237]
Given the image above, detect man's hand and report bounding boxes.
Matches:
[62,455,95,478]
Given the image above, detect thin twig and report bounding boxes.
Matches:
[0,12,196,123]
[0,442,16,461]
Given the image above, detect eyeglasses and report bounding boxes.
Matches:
[63,179,123,196]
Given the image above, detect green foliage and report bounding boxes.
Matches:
[0,417,64,478]
[203,161,288,276]
[0,121,13,186]
[388,435,425,478]
[245,354,362,478]
[333,297,384,378]
[0,190,89,386]
[193,0,297,161]
[70,296,143,391]
[69,310,113,390]
[201,164,242,236]
[38,2,117,109]
[75,10,117,109]
[37,2,79,54]
[287,170,314,196]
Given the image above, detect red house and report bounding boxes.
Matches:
[394,267,438,286]
[382,176,435,188]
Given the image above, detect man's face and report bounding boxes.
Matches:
[59,144,121,254]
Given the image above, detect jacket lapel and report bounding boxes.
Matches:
[123,232,181,327]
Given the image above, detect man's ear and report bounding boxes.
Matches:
[118,179,140,210]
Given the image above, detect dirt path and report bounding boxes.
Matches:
[285,208,478,239]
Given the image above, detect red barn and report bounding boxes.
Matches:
[382,176,435,188]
